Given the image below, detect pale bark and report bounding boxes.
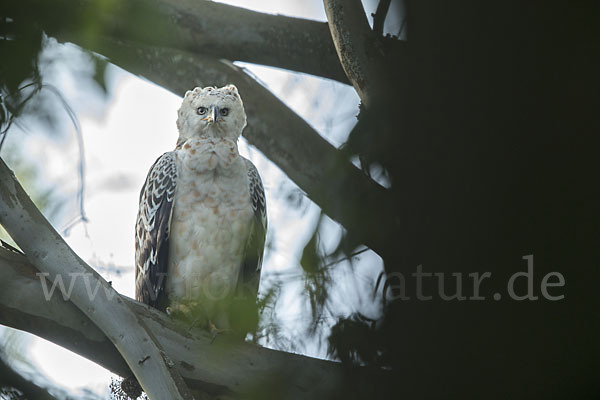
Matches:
[0,246,373,400]
[0,159,193,400]
[323,0,385,106]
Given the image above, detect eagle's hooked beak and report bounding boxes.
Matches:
[201,106,220,124]
[212,106,219,123]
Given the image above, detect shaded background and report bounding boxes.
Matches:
[1,0,599,399]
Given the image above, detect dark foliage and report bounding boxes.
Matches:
[330,0,600,398]
[109,377,146,400]
[0,12,43,147]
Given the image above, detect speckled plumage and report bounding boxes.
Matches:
[135,85,266,334]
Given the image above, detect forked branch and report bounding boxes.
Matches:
[0,158,193,400]
[0,246,382,399]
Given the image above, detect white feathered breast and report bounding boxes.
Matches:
[166,137,254,307]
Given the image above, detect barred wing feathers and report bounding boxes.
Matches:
[238,158,267,297]
[135,152,177,309]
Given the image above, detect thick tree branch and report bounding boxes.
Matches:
[6,0,348,84]
[5,0,403,262]
[7,0,404,262]
[0,159,193,400]
[65,37,401,264]
[0,246,385,399]
[323,0,385,106]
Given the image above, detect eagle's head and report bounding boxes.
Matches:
[176,84,247,144]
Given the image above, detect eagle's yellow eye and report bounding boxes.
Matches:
[197,106,207,115]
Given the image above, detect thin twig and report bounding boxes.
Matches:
[0,82,41,152]
[0,81,88,231]
[321,247,370,270]
[41,84,89,229]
